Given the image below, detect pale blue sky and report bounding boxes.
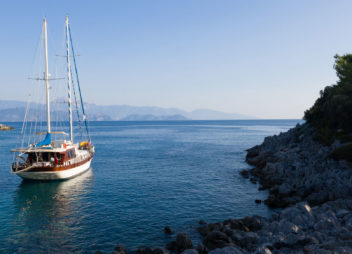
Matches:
[1,0,352,118]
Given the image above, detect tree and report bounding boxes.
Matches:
[304,54,352,134]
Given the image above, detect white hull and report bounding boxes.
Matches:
[17,159,92,180]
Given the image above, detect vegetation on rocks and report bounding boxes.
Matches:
[329,143,352,163]
[304,54,352,145]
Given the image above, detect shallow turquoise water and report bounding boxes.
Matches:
[0,120,301,253]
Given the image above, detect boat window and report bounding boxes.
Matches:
[42,153,49,162]
[28,153,37,163]
[67,150,73,159]
[67,149,76,159]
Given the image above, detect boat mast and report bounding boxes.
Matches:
[66,16,73,142]
[43,19,51,133]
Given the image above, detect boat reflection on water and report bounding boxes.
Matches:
[11,169,93,253]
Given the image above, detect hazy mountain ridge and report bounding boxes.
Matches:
[0,100,255,121]
[120,114,189,121]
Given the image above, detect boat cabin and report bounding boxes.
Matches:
[25,148,76,166]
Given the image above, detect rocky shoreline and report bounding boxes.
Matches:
[98,123,352,254]
[0,123,13,130]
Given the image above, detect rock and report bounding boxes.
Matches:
[240,170,249,178]
[0,124,13,130]
[336,209,350,218]
[153,247,170,254]
[264,195,287,208]
[208,223,223,232]
[246,145,261,159]
[181,249,198,254]
[255,199,262,204]
[136,247,153,254]
[229,229,245,244]
[197,226,210,236]
[199,220,207,225]
[203,231,230,250]
[278,183,292,196]
[277,219,300,235]
[166,241,176,251]
[196,243,207,254]
[239,231,258,247]
[175,233,193,253]
[254,246,272,254]
[164,226,172,234]
[250,178,257,184]
[208,246,245,254]
[243,215,266,231]
[114,244,127,254]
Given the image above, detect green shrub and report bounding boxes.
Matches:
[313,126,335,146]
[330,144,352,162]
[304,54,352,144]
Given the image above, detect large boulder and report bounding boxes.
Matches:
[136,247,153,254]
[180,249,198,254]
[153,247,170,254]
[208,246,246,254]
[203,231,231,250]
[113,244,127,254]
[175,233,193,253]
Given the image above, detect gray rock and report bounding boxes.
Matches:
[276,219,300,235]
[199,220,207,225]
[203,231,231,250]
[239,231,258,247]
[336,209,350,218]
[254,246,272,254]
[153,247,170,254]
[114,244,127,254]
[196,243,207,254]
[166,241,176,251]
[278,183,292,196]
[208,246,245,254]
[181,249,198,254]
[164,226,172,234]
[197,225,210,236]
[136,247,153,254]
[176,233,193,253]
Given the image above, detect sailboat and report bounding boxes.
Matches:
[11,17,95,180]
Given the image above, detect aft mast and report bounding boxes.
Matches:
[43,19,51,134]
[66,16,73,142]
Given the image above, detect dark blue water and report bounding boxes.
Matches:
[0,120,301,253]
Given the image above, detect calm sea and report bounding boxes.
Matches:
[0,120,301,253]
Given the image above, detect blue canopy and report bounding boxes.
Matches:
[36,133,51,147]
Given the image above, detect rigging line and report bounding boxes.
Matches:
[71,70,84,138]
[21,93,31,149]
[27,80,37,146]
[21,20,44,149]
[27,91,36,147]
[53,53,60,134]
[68,25,90,140]
[39,83,46,144]
[29,22,46,147]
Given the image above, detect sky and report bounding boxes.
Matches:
[1,0,352,119]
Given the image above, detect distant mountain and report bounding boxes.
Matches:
[0,100,256,121]
[120,114,189,121]
[184,109,253,120]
